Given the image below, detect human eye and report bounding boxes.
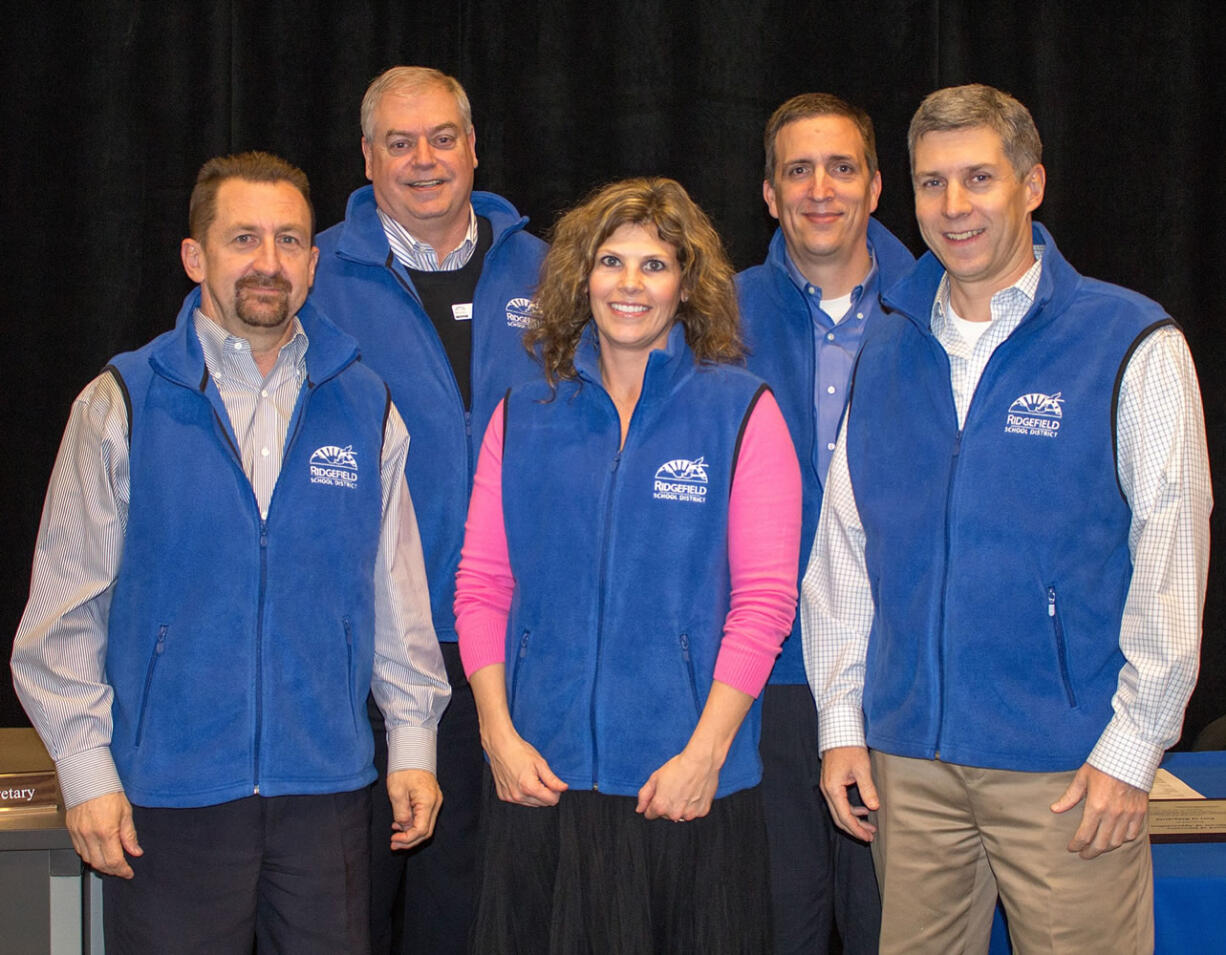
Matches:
[278,233,303,247]
[969,172,992,186]
[433,133,457,148]
[233,233,257,245]
[642,258,669,273]
[386,139,412,156]
[918,177,943,190]
[596,253,621,268]
[786,163,811,179]
[833,162,856,176]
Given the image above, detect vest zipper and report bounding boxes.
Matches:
[679,633,700,715]
[134,626,168,747]
[254,518,269,794]
[933,427,963,758]
[509,630,530,711]
[591,449,623,791]
[1047,587,1078,706]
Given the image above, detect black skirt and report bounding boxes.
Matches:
[470,770,772,954]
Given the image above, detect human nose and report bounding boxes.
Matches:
[253,239,279,274]
[410,139,436,166]
[942,181,970,217]
[810,169,835,200]
[618,266,644,292]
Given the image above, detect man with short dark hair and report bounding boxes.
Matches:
[11,151,450,953]
[736,93,914,955]
[310,66,547,954]
[805,84,1211,953]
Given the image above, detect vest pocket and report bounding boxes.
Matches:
[679,633,701,717]
[134,625,168,747]
[1046,587,1078,707]
[508,630,531,713]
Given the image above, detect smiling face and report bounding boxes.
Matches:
[361,83,478,256]
[180,178,318,339]
[912,125,1045,301]
[763,114,881,288]
[587,222,686,360]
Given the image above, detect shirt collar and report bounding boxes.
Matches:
[193,308,308,381]
[932,244,1046,336]
[782,241,878,308]
[377,205,479,271]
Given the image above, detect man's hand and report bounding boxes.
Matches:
[1050,762,1148,859]
[65,791,142,878]
[819,745,879,842]
[387,768,443,851]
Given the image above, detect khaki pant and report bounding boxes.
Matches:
[870,752,1153,955]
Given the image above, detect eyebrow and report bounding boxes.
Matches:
[914,161,999,179]
[383,122,460,140]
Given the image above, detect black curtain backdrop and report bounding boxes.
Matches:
[4,1,1223,743]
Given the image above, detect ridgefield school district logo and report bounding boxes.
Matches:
[505,297,537,329]
[309,445,359,489]
[653,457,709,503]
[1004,392,1063,439]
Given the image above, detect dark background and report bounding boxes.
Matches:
[4,1,1223,745]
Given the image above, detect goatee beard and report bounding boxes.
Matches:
[235,273,292,328]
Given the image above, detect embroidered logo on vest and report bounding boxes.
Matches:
[653,457,709,503]
[1004,392,1063,439]
[505,297,537,329]
[309,445,359,488]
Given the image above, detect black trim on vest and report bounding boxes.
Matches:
[501,387,511,456]
[380,383,392,461]
[1111,317,1178,501]
[730,383,770,495]
[103,364,133,447]
[385,250,420,302]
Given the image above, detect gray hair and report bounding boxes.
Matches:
[908,84,1042,179]
[360,67,473,141]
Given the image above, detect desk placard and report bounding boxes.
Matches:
[0,771,59,813]
[1148,798,1226,842]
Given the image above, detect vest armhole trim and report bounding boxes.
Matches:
[730,383,770,496]
[381,383,392,461]
[103,364,133,448]
[500,387,511,457]
[1111,317,1178,501]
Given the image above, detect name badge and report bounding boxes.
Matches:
[452,303,473,322]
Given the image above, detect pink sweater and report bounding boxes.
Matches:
[454,390,801,697]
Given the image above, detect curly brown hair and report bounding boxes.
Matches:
[526,177,743,387]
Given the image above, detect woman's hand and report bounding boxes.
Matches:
[635,680,755,821]
[636,745,721,821]
[484,724,569,806]
[468,663,568,807]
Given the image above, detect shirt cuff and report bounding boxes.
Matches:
[386,725,439,776]
[54,746,124,809]
[816,703,867,754]
[1086,719,1167,792]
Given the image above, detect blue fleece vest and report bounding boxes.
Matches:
[737,218,915,684]
[848,224,1174,771]
[311,187,547,642]
[500,325,769,797]
[104,291,390,807]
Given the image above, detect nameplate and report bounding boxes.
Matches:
[1149,798,1226,842]
[0,771,60,813]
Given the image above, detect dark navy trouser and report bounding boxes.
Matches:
[103,787,371,954]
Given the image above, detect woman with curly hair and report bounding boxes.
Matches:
[455,177,801,953]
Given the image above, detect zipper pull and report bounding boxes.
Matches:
[1047,587,1056,617]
